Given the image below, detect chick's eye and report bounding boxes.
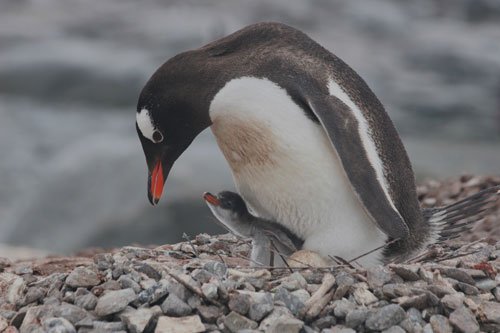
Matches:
[152,130,163,143]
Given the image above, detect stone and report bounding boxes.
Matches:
[247,293,273,322]
[139,279,169,305]
[390,264,420,281]
[154,315,204,333]
[223,311,258,332]
[449,306,479,333]
[439,268,475,285]
[120,306,161,333]
[191,269,215,284]
[457,282,479,295]
[42,317,76,333]
[312,315,336,330]
[259,306,293,331]
[352,283,378,305]
[475,279,496,291]
[228,293,250,315]
[94,288,136,316]
[365,304,406,331]
[280,272,307,291]
[117,275,141,294]
[0,317,8,331]
[367,266,394,288]
[493,287,500,302]
[481,301,500,324]
[441,293,465,310]
[21,287,46,306]
[7,277,26,305]
[291,289,310,304]
[196,305,220,324]
[161,293,192,317]
[65,267,100,288]
[203,261,227,278]
[267,316,303,333]
[345,309,368,328]
[333,299,356,318]
[430,314,453,333]
[201,283,218,300]
[324,326,356,333]
[382,326,405,333]
[166,278,191,302]
[382,284,412,299]
[134,262,162,280]
[54,303,89,325]
[406,307,425,327]
[273,287,304,316]
[93,253,114,271]
[74,293,97,310]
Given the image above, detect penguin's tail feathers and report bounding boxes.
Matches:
[423,185,500,242]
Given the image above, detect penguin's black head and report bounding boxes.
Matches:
[136,51,214,205]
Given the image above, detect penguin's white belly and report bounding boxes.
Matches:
[209,77,387,265]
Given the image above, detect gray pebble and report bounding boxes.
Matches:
[475,278,497,291]
[449,306,479,333]
[203,261,227,278]
[94,288,136,316]
[390,264,420,281]
[93,320,126,331]
[93,253,114,271]
[382,326,405,333]
[441,293,464,310]
[456,282,479,295]
[280,272,307,291]
[196,304,221,323]
[345,309,368,328]
[248,293,274,322]
[42,317,76,333]
[430,314,453,333]
[439,268,475,285]
[74,293,98,311]
[367,266,394,288]
[312,315,336,330]
[228,293,251,315]
[365,304,406,331]
[333,299,356,318]
[274,287,304,316]
[120,306,161,333]
[224,311,258,333]
[481,301,500,325]
[160,293,192,317]
[117,275,141,294]
[191,269,216,284]
[201,283,218,300]
[65,267,100,288]
[267,317,303,333]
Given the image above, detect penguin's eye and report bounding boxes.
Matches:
[152,130,163,143]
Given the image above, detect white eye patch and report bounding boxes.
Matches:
[136,108,163,143]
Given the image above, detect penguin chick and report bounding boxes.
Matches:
[203,191,304,266]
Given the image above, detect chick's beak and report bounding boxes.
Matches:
[203,192,220,206]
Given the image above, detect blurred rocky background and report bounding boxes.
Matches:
[0,0,499,256]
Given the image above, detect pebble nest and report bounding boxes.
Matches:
[0,175,499,333]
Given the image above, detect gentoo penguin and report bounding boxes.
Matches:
[136,22,500,265]
[203,191,303,266]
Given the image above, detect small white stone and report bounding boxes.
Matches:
[154,315,205,333]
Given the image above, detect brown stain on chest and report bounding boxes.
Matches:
[211,116,277,173]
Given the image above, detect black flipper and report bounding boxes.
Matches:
[307,94,410,239]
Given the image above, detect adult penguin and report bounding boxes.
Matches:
[136,22,499,265]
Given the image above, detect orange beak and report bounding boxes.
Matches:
[203,192,220,206]
[150,161,164,205]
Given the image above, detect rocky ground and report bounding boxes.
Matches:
[0,175,499,333]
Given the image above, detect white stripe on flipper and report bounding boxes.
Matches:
[136,108,156,142]
[327,78,401,217]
